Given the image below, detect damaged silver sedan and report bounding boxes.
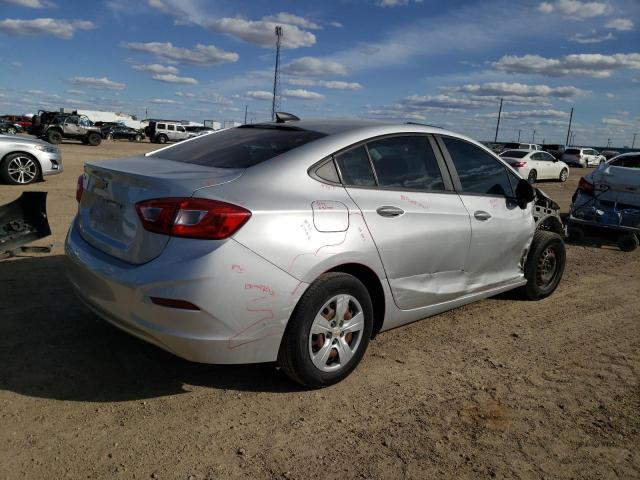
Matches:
[66,117,565,387]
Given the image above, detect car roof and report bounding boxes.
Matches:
[250,118,456,136]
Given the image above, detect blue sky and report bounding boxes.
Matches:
[1,0,639,146]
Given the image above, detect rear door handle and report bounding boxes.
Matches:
[376,206,404,217]
[474,210,492,221]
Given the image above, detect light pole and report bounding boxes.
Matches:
[633,133,637,149]
[517,129,521,142]
[494,98,503,142]
[565,107,574,146]
[532,129,536,143]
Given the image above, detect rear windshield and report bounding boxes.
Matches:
[565,149,580,155]
[151,126,327,168]
[500,150,528,158]
[503,143,521,149]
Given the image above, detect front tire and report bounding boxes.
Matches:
[7,127,17,135]
[1,153,40,185]
[87,133,101,146]
[618,233,639,252]
[278,273,373,388]
[157,134,168,144]
[520,231,565,300]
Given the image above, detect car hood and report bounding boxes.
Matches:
[0,134,53,148]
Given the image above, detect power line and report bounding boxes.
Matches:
[271,26,283,121]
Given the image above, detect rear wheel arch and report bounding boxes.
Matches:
[326,263,385,338]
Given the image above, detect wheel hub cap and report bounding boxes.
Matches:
[309,294,364,372]
[8,157,36,184]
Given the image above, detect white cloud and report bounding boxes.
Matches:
[606,92,615,98]
[0,18,94,38]
[287,78,363,90]
[329,21,343,28]
[500,109,569,119]
[282,56,349,76]
[151,98,181,104]
[444,82,588,100]
[605,18,634,31]
[205,17,316,49]
[69,76,126,90]
[403,94,484,111]
[27,89,45,95]
[536,0,612,19]
[65,89,85,95]
[245,90,273,101]
[376,0,424,6]
[11,61,23,68]
[2,0,56,8]
[132,63,179,74]
[175,91,196,98]
[123,42,239,66]
[262,12,321,30]
[282,89,324,100]
[569,30,615,43]
[492,53,640,78]
[152,73,198,85]
[602,117,631,126]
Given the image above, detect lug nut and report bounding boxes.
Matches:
[330,321,336,327]
[326,332,332,338]
[339,321,344,327]
[340,332,344,337]
[332,339,337,344]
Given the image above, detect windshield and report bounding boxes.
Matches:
[151,126,327,168]
[500,150,528,158]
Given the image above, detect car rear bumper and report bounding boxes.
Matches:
[65,217,307,364]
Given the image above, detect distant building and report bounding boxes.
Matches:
[223,121,241,129]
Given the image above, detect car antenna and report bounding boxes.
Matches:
[405,121,443,129]
[275,112,300,123]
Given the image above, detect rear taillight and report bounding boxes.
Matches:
[513,161,527,168]
[76,174,84,203]
[135,198,251,239]
[578,177,594,195]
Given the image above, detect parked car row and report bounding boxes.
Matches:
[499,149,570,183]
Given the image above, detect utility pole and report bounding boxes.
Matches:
[571,132,576,145]
[565,107,573,146]
[271,25,283,121]
[532,129,536,143]
[606,138,611,148]
[517,129,521,142]
[633,133,637,149]
[145,107,148,119]
[494,97,503,142]
[244,105,248,124]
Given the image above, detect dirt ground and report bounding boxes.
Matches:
[1,137,638,479]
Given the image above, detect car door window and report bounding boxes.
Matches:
[541,152,555,162]
[443,137,514,197]
[177,126,185,132]
[366,136,445,191]
[335,146,376,187]
[168,124,175,131]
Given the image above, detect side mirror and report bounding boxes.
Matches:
[515,178,535,209]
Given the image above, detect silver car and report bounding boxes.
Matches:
[0,134,62,185]
[65,119,565,387]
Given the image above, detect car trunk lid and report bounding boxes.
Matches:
[78,156,243,264]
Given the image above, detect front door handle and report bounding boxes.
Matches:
[474,210,492,221]
[376,206,404,217]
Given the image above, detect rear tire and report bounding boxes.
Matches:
[157,134,168,144]
[520,231,565,300]
[559,168,568,182]
[135,134,142,142]
[7,127,17,135]
[278,273,373,388]
[47,130,62,144]
[527,170,537,184]
[618,233,639,252]
[87,133,101,146]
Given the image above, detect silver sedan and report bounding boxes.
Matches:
[0,134,62,185]
[65,118,565,387]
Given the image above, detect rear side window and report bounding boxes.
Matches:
[157,123,166,129]
[500,150,527,158]
[613,155,640,168]
[443,137,514,197]
[565,149,580,155]
[335,146,376,187]
[366,136,445,191]
[151,126,327,168]
[168,124,175,131]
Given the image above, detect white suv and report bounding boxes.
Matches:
[562,148,603,168]
[149,121,190,144]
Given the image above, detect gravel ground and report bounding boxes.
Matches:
[1,137,638,479]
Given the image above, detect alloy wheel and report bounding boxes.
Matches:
[309,294,365,372]
[7,156,37,184]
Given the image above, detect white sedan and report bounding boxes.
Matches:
[500,149,569,184]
